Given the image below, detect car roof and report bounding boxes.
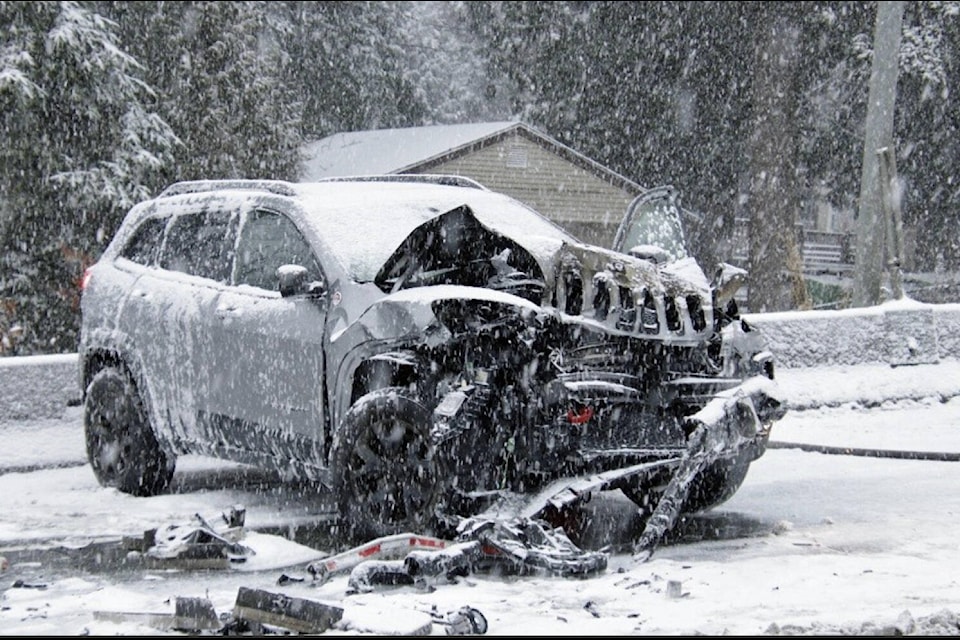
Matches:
[122,176,578,283]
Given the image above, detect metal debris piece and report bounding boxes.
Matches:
[434,606,489,636]
[173,596,222,631]
[223,504,246,529]
[145,512,254,568]
[403,540,483,582]
[10,579,47,590]
[232,586,344,634]
[666,580,683,598]
[346,559,420,594]
[456,517,608,578]
[305,517,607,590]
[306,533,451,585]
[93,596,221,632]
[276,573,306,586]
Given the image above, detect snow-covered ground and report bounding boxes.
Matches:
[2,360,960,635]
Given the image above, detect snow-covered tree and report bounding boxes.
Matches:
[396,1,513,125]
[102,1,303,182]
[268,1,428,140]
[0,0,179,353]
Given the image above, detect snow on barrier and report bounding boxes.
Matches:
[746,298,956,369]
[0,353,79,422]
[0,301,959,422]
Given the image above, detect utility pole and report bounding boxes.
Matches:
[853,1,905,307]
[878,146,905,299]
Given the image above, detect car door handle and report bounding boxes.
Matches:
[215,305,242,318]
[132,289,149,299]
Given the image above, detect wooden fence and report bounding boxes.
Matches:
[727,218,855,276]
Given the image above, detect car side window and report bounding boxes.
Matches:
[159,210,238,283]
[121,216,169,266]
[235,209,322,291]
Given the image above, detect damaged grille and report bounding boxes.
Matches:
[576,277,709,340]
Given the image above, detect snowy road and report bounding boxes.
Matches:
[2,363,960,635]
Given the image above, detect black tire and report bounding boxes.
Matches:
[332,387,440,542]
[620,456,751,516]
[681,456,752,514]
[84,366,175,496]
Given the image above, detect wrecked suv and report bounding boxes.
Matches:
[79,176,785,547]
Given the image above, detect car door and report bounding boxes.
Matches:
[149,206,239,448]
[611,185,688,263]
[207,206,328,466]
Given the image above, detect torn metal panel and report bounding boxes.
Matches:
[307,533,450,584]
[93,596,221,632]
[233,586,344,634]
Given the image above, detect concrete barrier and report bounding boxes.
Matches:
[0,353,80,422]
[745,298,959,369]
[2,300,959,422]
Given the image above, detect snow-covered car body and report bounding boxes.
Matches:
[79,176,784,542]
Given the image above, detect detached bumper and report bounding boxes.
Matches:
[523,374,786,521]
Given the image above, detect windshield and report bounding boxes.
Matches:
[295,182,575,281]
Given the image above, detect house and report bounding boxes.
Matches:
[300,121,647,247]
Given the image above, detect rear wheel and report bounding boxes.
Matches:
[84,366,175,496]
[332,387,440,542]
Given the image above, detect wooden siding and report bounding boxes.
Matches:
[409,133,635,246]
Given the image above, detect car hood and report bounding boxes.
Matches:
[374,204,711,306]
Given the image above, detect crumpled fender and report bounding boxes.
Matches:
[326,285,547,432]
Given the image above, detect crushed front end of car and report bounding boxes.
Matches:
[329,202,786,553]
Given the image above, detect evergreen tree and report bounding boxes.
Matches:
[397,1,512,124]
[102,1,304,183]
[269,1,428,140]
[0,0,178,353]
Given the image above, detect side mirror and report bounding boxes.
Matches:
[278,264,325,298]
[712,262,747,307]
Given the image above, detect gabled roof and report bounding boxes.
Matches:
[300,121,644,196]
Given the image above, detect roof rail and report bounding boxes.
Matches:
[158,180,299,198]
[314,174,488,190]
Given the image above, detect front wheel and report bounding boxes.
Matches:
[84,366,175,496]
[331,387,440,543]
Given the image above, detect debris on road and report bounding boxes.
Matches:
[347,559,421,594]
[232,586,344,634]
[307,515,607,597]
[93,596,221,632]
[424,605,489,635]
[140,507,254,569]
[307,532,452,585]
[10,579,47,590]
[457,517,608,578]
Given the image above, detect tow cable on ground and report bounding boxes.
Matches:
[768,441,960,461]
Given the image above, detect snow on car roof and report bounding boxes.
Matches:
[290,180,576,282]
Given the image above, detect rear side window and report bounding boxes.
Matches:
[121,216,168,266]
[235,210,322,291]
[160,210,238,283]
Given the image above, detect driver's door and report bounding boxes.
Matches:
[611,185,688,263]
[206,207,329,463]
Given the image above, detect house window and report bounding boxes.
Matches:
[505,144,528,168]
